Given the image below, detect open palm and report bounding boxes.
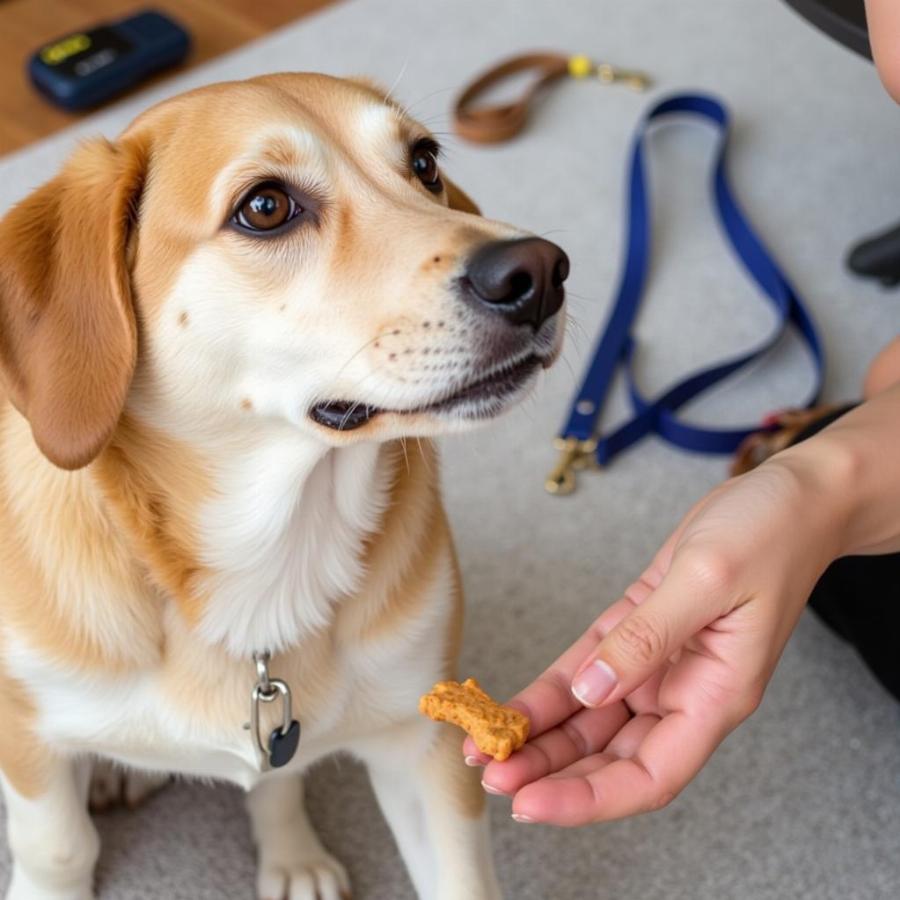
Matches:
[465,457,840,825]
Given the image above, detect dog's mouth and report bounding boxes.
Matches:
[310,352,545,431]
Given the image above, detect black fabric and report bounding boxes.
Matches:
[789,404,900,701]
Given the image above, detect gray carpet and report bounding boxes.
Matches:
[1,0,899,898]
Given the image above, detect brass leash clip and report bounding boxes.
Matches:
[544,437,598,496]
[568,55,651,92]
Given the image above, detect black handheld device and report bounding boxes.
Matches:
[29,10,191,111]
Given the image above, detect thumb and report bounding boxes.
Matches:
[571,551,730,707]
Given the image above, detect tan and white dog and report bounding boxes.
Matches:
[0,73,567,900]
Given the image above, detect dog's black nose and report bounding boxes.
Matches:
[463,238,569,328]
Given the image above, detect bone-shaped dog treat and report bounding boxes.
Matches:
[419,678,530,761]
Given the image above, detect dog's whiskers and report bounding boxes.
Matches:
[333,330,409,383]
[384,59,410,108]
[566,296,600,306]
[399,437,411,475]
[414,436,435,477]
[337,377,379,430]
[559,342,590,387]
[565,313,589,353]
[399,86,456,120]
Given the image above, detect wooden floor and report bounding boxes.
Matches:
[0,0,339,156]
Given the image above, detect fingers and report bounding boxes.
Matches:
[462,572,668,766]
[511,709,727,826]
[866,0,900,102]
[462,666,582,765]
[602,712,658,758]
[462,609,629,765]
[479,702,631,795]
[462,737,489,766]
[462,662,582,765]
[571,550,734,708]
[462,520,719,769]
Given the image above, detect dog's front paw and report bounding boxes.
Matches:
[6,866,94,900]
[88,760,170,812]
[256,850,351,900]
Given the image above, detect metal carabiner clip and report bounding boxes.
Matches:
[545,436,599,495]
[567,54,651,92]
[248,651,299,772]
[250,679,294,772]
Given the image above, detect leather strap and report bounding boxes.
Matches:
[454,52,570,143]
[453,52,649,144]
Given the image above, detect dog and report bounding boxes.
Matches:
[0,72,567,900]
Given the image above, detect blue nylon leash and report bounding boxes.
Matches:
[546,93,825,494]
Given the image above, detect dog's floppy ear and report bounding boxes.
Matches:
[445,177,481,216]
[0,136,146,470]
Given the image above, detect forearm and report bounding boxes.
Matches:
[775,381,900,557]
[866,0,900,102]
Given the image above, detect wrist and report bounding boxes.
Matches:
[767,432,860,563]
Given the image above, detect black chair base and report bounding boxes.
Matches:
[847,221,900,288]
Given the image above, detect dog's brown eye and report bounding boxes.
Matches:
[411,140,442,193]
[233,183,300,233]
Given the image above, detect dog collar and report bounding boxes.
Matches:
[247,651,300,771]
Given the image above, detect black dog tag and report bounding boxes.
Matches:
[268,719,300,768]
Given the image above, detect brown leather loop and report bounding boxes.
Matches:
[453,52,570,144]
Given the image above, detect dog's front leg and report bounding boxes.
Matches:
[360,720,502,900]
[246,773,351,900]
[2,757,99,900]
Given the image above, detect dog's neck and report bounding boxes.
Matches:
[193,429,394,657]
[99,401,395,659]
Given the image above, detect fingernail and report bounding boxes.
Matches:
[482,780,505,795]
[511,812,535,824]
[465,756,482,767]
[571,659,618,707]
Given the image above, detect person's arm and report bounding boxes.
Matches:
[866,0,900,102]
[807,380,900,555]
[463,383,900,825]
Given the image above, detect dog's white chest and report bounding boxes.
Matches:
[5,587,449,790]
[0,436,452,788]
[194,439,392,658]
[5,646,258,784]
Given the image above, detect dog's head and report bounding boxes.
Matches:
[0,74,567,469]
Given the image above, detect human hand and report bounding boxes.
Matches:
[464,451,850,825]
[866,0,900,103]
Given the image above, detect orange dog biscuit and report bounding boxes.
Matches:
[419,678,529,761]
